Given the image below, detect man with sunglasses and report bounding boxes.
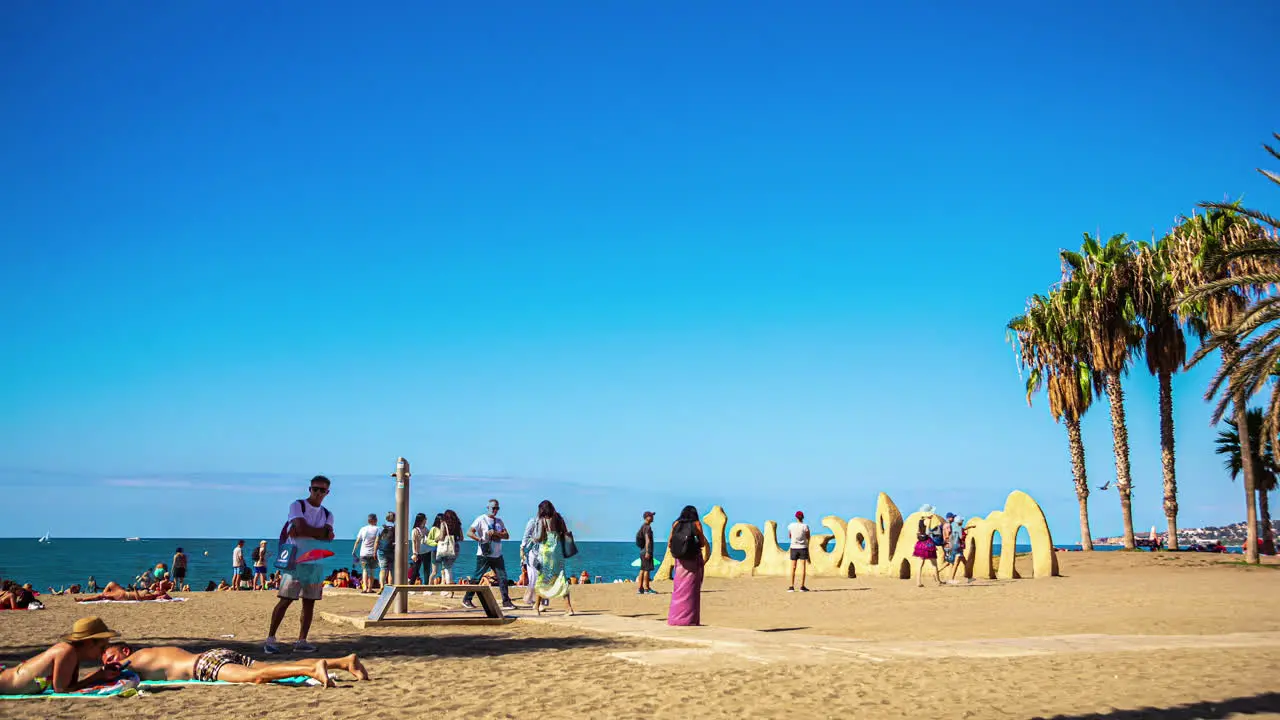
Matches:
[265,476,334,654]
[462,499,516,610]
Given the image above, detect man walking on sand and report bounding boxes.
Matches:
[788,510,811,593]
[265,475,334,654]
[463,499,516,610]
[636,511,657,595]
[231,540,246,591]
[353,513,380,593]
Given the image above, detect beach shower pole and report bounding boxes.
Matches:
[393,457,411,614]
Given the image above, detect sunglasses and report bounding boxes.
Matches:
[309,487,329,494]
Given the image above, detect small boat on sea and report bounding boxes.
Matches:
[37,532,50,543]
[124,537,141,542]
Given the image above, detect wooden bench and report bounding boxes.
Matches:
[363,584,508,624]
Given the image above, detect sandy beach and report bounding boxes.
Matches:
[3,552,1279,720]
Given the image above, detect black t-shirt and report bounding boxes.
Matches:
[638,524,653,553]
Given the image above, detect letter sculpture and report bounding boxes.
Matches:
[652,491,1058,582]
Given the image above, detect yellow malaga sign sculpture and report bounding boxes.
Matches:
[655,490,1059,581]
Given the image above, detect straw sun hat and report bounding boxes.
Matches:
[62,617,120,642]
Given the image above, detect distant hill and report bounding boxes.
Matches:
[1095,520,1279,545]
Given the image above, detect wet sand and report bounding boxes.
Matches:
[2,551,1278,719]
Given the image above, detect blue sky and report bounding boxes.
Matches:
[2,2,1278,541]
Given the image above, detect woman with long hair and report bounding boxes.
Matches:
[667,505,707,626]
[426,513,444,584]
[410,513,432,585]
[532,499,575,616]
[519,507,543,607]
[435,510,463,596]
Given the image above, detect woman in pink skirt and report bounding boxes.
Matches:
[913,523,941,587]
[666,505,708,626]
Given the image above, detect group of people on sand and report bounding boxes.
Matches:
[911,507,971,587]
[0,616,370,696]
[638,504,977,629]
[0,580,43,610]
[341,498,591,618]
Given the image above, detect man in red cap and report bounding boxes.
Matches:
[635,511,657,594]
[787,511,811,592]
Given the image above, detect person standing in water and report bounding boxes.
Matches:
[171,549,187,590]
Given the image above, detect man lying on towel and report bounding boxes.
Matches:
[76,580,173,603]
[101,643,369,688]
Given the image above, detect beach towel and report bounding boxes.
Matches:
[0,672,319,699]
[76,597,188,604]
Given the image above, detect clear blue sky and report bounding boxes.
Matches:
[2,1,1278,541]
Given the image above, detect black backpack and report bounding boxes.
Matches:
[635,527,647,549]
[378,524,396,558]
[667,521,701,559]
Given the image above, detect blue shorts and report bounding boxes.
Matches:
[253,566,266,576]
[232,566,244,577]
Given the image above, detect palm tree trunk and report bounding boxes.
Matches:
[1261,488,1275,556]
[1224,341,1260,565]
[1233,398,1260,564]
[1066,417,1093,551]
[1158,370,1179,550]
[1104,374,1136,549]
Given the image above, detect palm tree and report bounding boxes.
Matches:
[1171,134,1280,565]
[1135,237,1188,549]
[1062,233,1143,549]
[1008,290,1097,550]
[1214,408,1278,554]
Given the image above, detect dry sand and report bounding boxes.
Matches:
[2,551,1278,719]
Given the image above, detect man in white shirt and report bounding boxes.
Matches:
[352,514,381,593]
[463,499,515,610]
[788,510,811,593]
[231,540,246,591]
[265,475,335,655]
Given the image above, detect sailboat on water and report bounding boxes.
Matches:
[37,532,50,543]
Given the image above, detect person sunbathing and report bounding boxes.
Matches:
[101,643,369,688]
[76,580,173,603]
[0,583,41,609]
[0,617,123,695]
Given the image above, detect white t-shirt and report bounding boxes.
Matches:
[232,546,244,567]
[470,514,506,557]
[788,522,810,549]
[287,499,333,565]
[355,524,380,558]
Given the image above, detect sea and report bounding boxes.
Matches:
[0,537,1155,591]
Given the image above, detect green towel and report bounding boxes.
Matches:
[0,675,313,699]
